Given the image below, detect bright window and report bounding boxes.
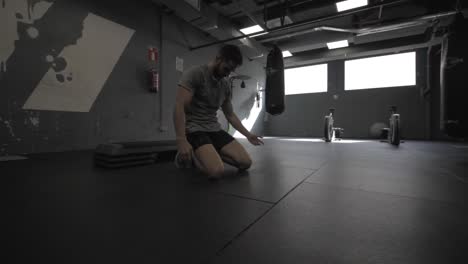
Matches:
[345,52,416,90]
[285,64,328,95]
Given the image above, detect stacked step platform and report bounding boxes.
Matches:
[94,140,178,168]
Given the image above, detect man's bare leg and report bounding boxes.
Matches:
[193,144,225,179]
[220,140,252,171]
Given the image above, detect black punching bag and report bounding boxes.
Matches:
[441,13,468,138]
[265,45,285,115]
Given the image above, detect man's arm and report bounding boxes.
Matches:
[222,100,250,137]
[173,86,192,140]
[173,86,194,160]
[222,100,263,145]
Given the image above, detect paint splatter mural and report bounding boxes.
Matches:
[1,0,135,112]
[0,0,53,73]
[22,13,135,112]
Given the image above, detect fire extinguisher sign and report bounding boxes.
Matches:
[148,47,159,93]
[151,69,159,93]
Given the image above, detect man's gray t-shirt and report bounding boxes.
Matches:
[178,65,231,133]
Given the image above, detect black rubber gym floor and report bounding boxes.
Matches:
[4,138,468,264]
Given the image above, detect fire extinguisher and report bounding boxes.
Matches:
[147,47,159,93]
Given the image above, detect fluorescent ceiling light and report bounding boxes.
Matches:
[336,0,368,12]
[327,40,349,49]
[282,51,293,57]
[240,25,263,35]
[250,31,269,37]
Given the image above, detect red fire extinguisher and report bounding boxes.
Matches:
[147,47,159,93]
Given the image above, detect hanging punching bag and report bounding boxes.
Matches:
[265,45,285,115]
[442,13,468,138]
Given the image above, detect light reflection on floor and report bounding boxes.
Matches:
[262,137,370,144]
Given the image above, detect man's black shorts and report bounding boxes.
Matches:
[186,130,235,151]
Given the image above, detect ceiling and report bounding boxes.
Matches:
[154,0,466,65]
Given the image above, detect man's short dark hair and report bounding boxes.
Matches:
[217,44,243,66]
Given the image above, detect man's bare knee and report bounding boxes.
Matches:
[238,157,252,170]
[206,165,224,179]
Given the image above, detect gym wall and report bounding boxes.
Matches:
[264,50,428,139]
[0,0,266,155]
